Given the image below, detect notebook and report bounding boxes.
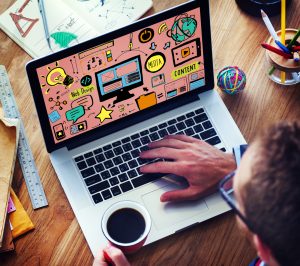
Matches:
[0,0,153,58]
[26,0,246,256]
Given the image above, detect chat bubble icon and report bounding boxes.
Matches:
[66,105,85,123]
[71,95,93,110]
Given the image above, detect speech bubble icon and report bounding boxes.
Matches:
[71,95,93,110]
[66,105,85,123]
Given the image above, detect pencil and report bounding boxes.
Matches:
[38,0,51,50]
[287,29,300,50]
[261,10,280,42]
[293,52,300,62]
[291,46,300,52]
[261,43,293,59]
[280,0,286,83]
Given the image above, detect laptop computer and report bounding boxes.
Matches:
[26,0,245,256]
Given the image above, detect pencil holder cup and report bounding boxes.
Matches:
[265,28,300,85]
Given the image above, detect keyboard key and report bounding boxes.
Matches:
[113,156,123,165]
[195,108,204,114]
[132,139,142,148]
[131,173,165,188]
[137,157,151,165]
[131,133,140,140]
[92,193,103,204]
[193,124,204,133]
[202,121,212,129]
[177,115,186,121]
[158,122,167,129]
[149,126,158,132]
[185,118,195,127]
[120,181,133,192]
[128,169,138,179]
[88,180,110,194]
[206,136,221,145]
[194,113,208,123]
[184,128,195,136]
[119,163,129,172]
[111,186,121,196]
[81,167,95,178]
[110,167,120,176]
[167,119,176,125]
[95,163,105,172]
[193,134,201,140]
[128,159,138,169]
[113,146,123,155]
[158,129,168,138]
[85,174,101,186]
[140,129,149,136]
[131,149,140,158]
[186,111,195,118]
[123,143,133,152]
[167,125,177,134]
[200,129,217,140]
[84,152,93,159]
[86,157,96,166]
[121,137,130,144]
[95,154,105,163]
[104,150,114,159]
[140,146,149,152]
[150,132,159,141]
[176,122,186,131]
[101,170,111,180]
[74,155,84,162]
[112,141,121,147]
[122,153,132,162]
[102,189,112,200]
[103,144,112,151]
[141,136,150,145]
[104,160,114,169]
[93,148,103,155]
[118,173,128,182]
[220,147,226,152]
[109,177,119,186]
[77,161,87,170]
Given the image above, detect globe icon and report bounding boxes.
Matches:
[168,14,197,43]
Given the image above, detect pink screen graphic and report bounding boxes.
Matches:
[36,7,205,143]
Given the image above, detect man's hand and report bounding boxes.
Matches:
[93,245,130,266]
[140,135,236,202]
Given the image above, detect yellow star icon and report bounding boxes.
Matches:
[95,106,113,123]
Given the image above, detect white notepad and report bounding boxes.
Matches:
[0,0,153,58]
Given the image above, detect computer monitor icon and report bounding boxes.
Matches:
[95,56,143,104]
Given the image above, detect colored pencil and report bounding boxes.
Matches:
[275,40,291,54]
[280,0,286,83]
[293,52,300,62]
[287,29,300,50]
[291,46,300,52]
[261,43,293,59]
[261,10,280,42]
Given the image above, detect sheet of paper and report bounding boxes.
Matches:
[0,117,19,247]
[65,0,153,33]
[0,0,98,58]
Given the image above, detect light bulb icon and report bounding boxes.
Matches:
[46,67,74,87]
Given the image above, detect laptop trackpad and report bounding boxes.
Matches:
[142,185,209,231]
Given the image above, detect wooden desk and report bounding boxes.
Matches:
[0,0,299,265]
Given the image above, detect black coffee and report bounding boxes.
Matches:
[107,208,146,243]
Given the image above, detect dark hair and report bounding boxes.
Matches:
[242,121,300,266]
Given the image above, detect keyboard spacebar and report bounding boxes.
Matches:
[131,173,165,188]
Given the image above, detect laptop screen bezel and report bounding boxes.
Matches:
[26,0,213,153]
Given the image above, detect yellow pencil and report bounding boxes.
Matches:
[281,0,286,83]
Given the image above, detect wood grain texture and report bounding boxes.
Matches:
[0,0,299,265]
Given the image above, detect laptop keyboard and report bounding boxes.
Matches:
[74,107,226,204]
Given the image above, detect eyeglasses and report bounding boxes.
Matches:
[219,171,255,232]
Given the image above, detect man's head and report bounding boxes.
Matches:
[234,121,300,266]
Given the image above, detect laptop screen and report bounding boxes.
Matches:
[27,0,213,152]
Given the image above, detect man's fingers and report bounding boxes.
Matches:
[104,246,130,266]
[147,138,190,149]
[140,161,183,176]
[160,188,201,202]
[140,147,181,160]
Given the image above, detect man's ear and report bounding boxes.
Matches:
[253,234,271,263]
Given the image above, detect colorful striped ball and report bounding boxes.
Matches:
[217,66,246,95]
